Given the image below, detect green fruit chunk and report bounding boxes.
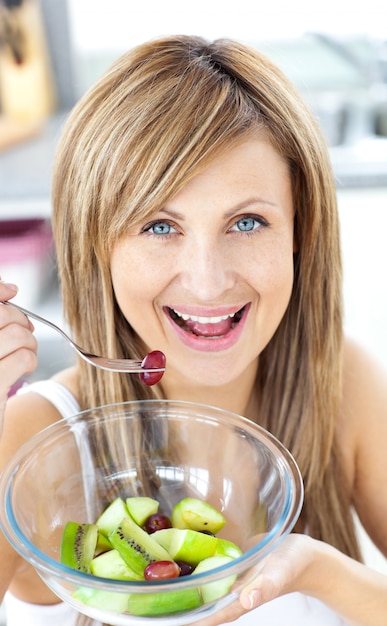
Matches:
[166,528,218,565]
[60,522,98,573]
[153,529,242,561]
[151,527,175,551]
[96,497,129,537]
[95,532,112,556]
[126,496,159,526]
[73,586,129,613]
[90,548,144,580]
[171,498,226,534]
[193,555,236,603]
[127,588,202,616]
[108,516,172,577]
[214,538,243,558]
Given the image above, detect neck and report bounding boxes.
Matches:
[160,360,259,421]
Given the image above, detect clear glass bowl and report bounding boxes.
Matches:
[0,400,303,626]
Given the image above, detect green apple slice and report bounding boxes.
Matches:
[166,528,218,565]
[171,497,226,533]
[73,586,129,614]
[96,497,129,537]
[127,588,202,616]
[193,555,236,603]
[126,496,159,526]
[153,529,242,561]
[95,531,112,556]
[90,548,144,580]
[214,538,243,558]
[151,527,175,551]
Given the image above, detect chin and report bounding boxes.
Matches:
[164,359,249,391]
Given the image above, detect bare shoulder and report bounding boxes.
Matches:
[341,337,387,432]
[52,364,80,398]
[0,366,80,471]
[340,337,387,553]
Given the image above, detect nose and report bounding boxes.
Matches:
[177,238,236,302]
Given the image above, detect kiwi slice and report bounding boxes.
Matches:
[108,515,171,577]
[126,496,159,526]
[127,588,202,616]
[96,497,129,537]
[90,548,144,581]
[193,555,235,603]
[60,521,98,573]
[171,498,226,534]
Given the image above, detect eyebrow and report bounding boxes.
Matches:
[161,197,278,221]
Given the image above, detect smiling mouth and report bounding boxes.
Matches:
[167,306,247,338]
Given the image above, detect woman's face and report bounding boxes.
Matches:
[111,137,295,392]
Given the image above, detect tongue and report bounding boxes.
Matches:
[185,317,234,337]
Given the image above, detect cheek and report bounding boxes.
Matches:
[248,239,294,297]
[110,244,169,311]
[270,250,294,300]
[252,251,294,351]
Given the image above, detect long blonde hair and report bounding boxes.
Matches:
[52,35,360,581]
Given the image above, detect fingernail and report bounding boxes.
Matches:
[247,589,262,609]
[1,282,18,293]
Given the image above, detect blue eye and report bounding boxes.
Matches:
[236,217,256,232]
[230,216,268,234]
[143,221,178,236]
[151,222,171,235]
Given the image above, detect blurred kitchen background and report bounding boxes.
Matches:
[0,1,386,620]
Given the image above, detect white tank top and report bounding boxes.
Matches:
[4,380,349,626]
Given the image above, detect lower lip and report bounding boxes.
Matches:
[165,304,250,353]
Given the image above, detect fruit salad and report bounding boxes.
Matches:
[60,496,242,617]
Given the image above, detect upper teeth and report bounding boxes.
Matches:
[173,310,234,324]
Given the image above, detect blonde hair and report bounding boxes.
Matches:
[52,36,361,589]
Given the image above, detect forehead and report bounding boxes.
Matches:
[166,137,292,211]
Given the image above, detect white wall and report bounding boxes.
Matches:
[67,0,387,53]
[339,187,387,372]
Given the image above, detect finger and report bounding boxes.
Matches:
[0,306,38,396]
[0,280,18,301]
[239,536,310,610]
[0,321,37,360]
[0,281,30,329]
[188,597,246,626]
[239,574,268,610]
[0,300,34,332]
[0,348,38,394]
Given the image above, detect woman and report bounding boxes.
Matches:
[0,35,386,626]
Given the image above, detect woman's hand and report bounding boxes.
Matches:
[237,533,316,611]
[0,281,38,428]
[190,533,387,626]
[189,534,316,626]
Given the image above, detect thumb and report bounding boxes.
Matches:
[238,534,315,610]
[240,573,281,610]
